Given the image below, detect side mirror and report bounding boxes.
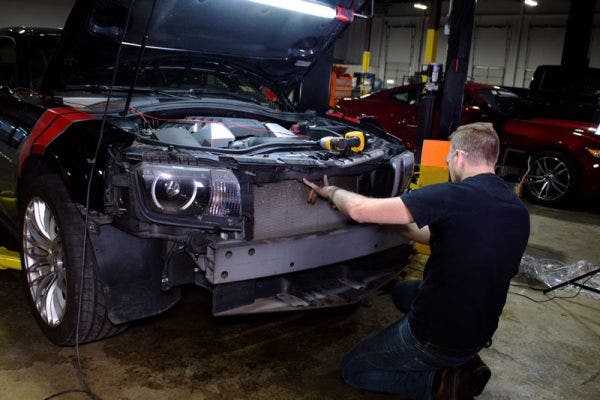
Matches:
[463,105,491,123]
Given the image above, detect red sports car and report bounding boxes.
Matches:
[337,82,600,206]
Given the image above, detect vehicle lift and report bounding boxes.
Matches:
[412,0,475,256]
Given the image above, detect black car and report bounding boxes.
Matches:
[0,0,414,345]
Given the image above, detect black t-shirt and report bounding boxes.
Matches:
[401,173,530,350]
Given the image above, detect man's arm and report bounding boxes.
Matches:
[394,223,431,245]
[303,176,415,225]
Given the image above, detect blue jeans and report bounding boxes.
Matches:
[341,280,475,400]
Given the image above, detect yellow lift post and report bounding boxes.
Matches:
[414,0,445,201]
[423,0,441,66]
[360,16,373,96]
[0,247,21,270]
[360,50,371,96]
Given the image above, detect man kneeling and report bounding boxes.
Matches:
[303,123,530,399]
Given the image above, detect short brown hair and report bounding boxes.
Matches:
[449,123,499,166]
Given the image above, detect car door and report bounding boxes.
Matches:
[0,36,20,229]
[0,106,28,228]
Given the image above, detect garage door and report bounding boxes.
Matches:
[471,26,511,86]
[384,25,416,86]
[523,26,565,86]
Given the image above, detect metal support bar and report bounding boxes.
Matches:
[207,225,408,284]
[542,268,600,295]
[572,282,600,295]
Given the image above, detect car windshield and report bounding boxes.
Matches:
[476,88,533,118]
[63,64,274,106]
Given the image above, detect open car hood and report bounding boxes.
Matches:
[43,0,363,93]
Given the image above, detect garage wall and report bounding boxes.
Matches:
[335,0,600,89]
[0,0,75,28]
[470,25,512,86]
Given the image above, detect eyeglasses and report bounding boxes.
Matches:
[446,149,469,163]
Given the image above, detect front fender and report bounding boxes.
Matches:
[21,114,135,211]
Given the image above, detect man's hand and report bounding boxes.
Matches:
[303,175,338,204]
[302,175,415,225]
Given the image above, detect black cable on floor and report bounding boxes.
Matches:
[508,291,578,303]
[43,389,98,400]
[42,2,135,399]
[509,275,594,303]
[509,282,546,291]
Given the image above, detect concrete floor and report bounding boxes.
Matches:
[0,202,599,400]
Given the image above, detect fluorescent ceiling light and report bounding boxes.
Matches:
[524,0,538,6]
[248,0,336,19]
[414,3,428,10]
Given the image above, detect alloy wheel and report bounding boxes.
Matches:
[526,156,571,202]
[22,197,67,327]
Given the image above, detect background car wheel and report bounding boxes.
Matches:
[20,171,126,345]
[525,150,578,206]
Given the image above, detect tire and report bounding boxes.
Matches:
[525,150,578,206]
[20,171,125,345]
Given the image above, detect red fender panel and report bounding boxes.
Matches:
[18,107,96,175]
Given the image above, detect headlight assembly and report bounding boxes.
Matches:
[585,147,600,159]
[137,164,241,217]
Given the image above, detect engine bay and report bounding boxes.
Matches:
[144,117,303,149]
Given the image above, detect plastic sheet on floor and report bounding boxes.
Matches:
[518,255,600,299]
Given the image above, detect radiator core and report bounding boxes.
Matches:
[252,177,359,240]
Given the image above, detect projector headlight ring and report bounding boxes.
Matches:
[137,164,241,217]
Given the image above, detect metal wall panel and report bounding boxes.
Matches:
[0,0,74,27]
[523,26,565,86]
[470,26,511,85]
[336,14,599,89]
[435,28,448,65]
[384,25,416,86]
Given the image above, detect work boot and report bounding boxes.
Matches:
[433,356,491,400]
[433,368,474,400]
[460,355,491,396]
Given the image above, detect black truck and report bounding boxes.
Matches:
[506,65,600,124]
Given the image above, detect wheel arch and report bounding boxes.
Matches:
[18,119,134,214]
[501,144,581,178]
